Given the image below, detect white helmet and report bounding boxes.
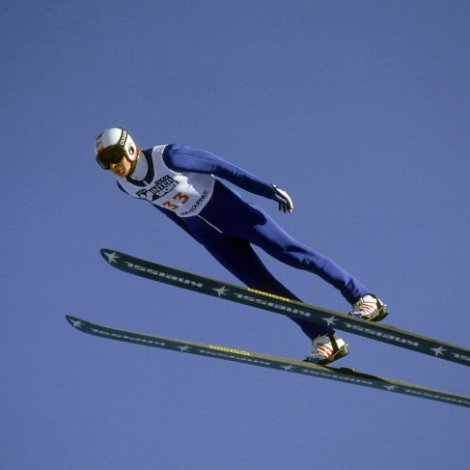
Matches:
[95,127,139,169]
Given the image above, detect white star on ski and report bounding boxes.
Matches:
[431,346,446,357]
[323,316,337,327]
[177,345,191,352]
[384,384,398,391]
[69,318,84,329]
[281,365,296,371]
[103,251,119,264]
[213,286,229,297]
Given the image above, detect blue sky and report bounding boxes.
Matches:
[2,1,469,469]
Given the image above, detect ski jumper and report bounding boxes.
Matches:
[117,144,370,340]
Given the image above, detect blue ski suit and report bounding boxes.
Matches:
[117,144,370,340]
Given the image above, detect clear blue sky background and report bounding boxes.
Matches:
[2,1,469,469]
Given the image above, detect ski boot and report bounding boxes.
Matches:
[350,294,388,322]
[304,334,349,365]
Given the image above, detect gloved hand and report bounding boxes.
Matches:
[273,185,294,213]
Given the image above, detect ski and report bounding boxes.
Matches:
[101,249,470,367]
[66,315,470,408]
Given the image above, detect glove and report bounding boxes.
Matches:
[273,185,294,213]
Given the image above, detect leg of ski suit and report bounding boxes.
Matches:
[176,213,331,339]
[178,181,370,340]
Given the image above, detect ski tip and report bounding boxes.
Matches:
[100,249,121,265]
[66,315,85,330]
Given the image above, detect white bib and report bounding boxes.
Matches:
[118,145,215,217]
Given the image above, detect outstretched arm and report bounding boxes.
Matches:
[162,144,293,212]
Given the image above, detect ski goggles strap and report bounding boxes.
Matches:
[96,145,127,170]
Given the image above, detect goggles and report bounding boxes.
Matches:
[96,145,127,170]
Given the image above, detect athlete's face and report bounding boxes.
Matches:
[109,156,134,177]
